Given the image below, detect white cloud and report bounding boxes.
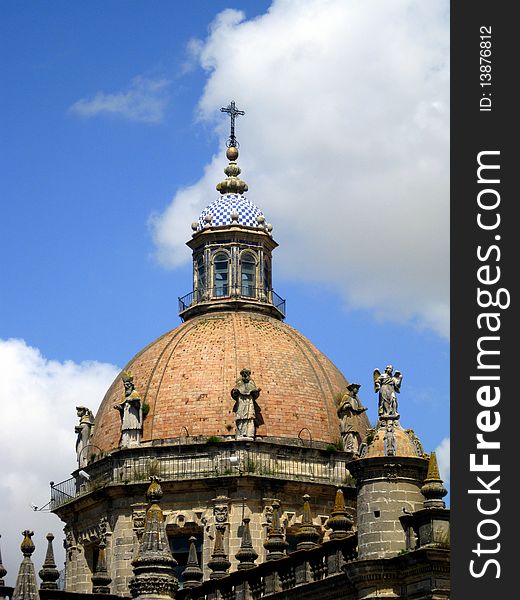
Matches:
[435,436,450,484]
[0,338,119,586]
[69,76,170,123]
[151,0,449,336]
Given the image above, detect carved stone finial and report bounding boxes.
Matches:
[129,478,177,599]
[0,534,7,585]
[21,532,35,558]
[235,518,258,570]
[91,540,112,594]
[216,150,249,195]
[426,451,440,479]
[326,489,353,539]
[421,452,448,509]
[146,477,163,503]
[38,534,59,590]
[263,501,288,560]
[208,527,231,580]
[13,531,40,600]
[231,368,261,440]
[296,495,321,550]
[182,537,203,589]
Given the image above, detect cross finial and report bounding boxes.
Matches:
[221,100,245,148]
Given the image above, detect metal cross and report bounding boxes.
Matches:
[221,100,245,147]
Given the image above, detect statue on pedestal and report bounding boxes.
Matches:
[373,365,403,418]
[75,407,95,468]
[114,371,143,447]
[337,383,367,452]
[231,368,262,440]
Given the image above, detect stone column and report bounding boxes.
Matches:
[349,456,428,559]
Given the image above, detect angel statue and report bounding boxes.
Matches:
[373,365,403,417]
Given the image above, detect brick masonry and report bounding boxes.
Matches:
[90,311,371,453]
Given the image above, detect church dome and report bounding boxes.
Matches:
[90,311,370,454]
[197,193,267,231]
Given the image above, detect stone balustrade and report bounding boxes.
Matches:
[50,441,354,510]
[177,535,357,600]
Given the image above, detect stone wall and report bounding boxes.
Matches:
[349,456,429,560]
[58,474,354,595]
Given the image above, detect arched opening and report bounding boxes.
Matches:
[84,542,100,578]
[196,256,205,299]
[213,252,229,297]
[240,252,256,297]
[263,257,270,295]
[167,524,203,589]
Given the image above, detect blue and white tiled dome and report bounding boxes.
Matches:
[197,194,266,231]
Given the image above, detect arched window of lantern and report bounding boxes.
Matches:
[240,251,257,298]
[213,252,230,297]
[263,257,270,294]
[196,255,205,296]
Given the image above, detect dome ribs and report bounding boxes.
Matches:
[90,311,370,453]
[147,320,203,441]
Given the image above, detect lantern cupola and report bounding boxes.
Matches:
[178,101,284,321]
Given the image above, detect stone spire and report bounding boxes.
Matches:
[0,535,7,586]
[207,527,231,580]
[421,452,448,509]
[263,501,288,560]
[235,518,258,570]
[326,489,353,540]
[91,540,112,594]
[181,537,203,589]
[13,531,40,600]
[129,478,177,600]
[38,533,59,590]
[296,495,321,550]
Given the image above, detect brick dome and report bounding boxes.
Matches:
[90,311,370,453]
[363,424,425,459]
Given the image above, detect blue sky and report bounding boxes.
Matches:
[0,0,449,578]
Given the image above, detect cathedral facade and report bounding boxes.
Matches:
[1,104,450,600]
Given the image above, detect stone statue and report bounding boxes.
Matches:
[373,365,403,417]
[75,407,94,468]
[337,383,367,453]
[384,421,396,456]
[114,371,143,447]
[231,368,262,440]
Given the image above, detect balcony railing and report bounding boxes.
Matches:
[50,442,351,510]
[178,287,286,317]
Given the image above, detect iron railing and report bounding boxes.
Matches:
[178,287,286,316]
[50,443,351,510]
